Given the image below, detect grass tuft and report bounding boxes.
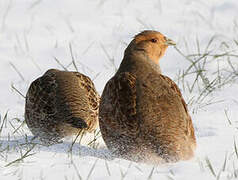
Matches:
[174,35,238,113]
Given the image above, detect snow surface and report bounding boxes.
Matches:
[0,0,238,179]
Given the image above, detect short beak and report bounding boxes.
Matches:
[165,38,176,46]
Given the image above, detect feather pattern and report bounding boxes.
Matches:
[99,30,196,164]
[25,69,100,144]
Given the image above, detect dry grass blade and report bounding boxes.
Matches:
[28,0,43,10]
[134,165,143,173]
[8,119,19,135]
[9,62,25,81]
[195,78,218,103]
[12,120,25,135]
[72,160,83,180]
[82,41,95,56]
[5,144,37,167]
[15,33,24,53]
[221,152,228,171]
[87,129,101,148]
[63,16,74,33]
[174,46,208,82]
[68,129,84,153]
[234,39,238,46]
[212,52,238,59]
[157,0,162,14]
[227,58,238,75]
[86,159,98,180]
[0,111,8,136]
[198,99,224,110]
[53,57,68,71]
[30,57,42,72]
[196,36,201,55]
[147,167,155,180]
[11,84,25,98]
[104,160,111,176]
[205,156,216,177]
[224,109,232,125]
[186,72,199,93]
[92,72,101,82]
[100,43,117,72]
[233,161,238,178]
[216,152,228,180]
[182,37,189,54]
[234,137,238,159]
[166,175,176,180]
[204,35,217,54]
[120,162,132,180]
[69,43,78,72]
[197,158,205,172]
[1,0,12,32]
[23,32,29,52]
[119,167,125,180]
[97,0,107,7]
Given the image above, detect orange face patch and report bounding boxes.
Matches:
[133,31,169,64]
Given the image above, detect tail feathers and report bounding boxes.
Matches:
[68,117,88,129]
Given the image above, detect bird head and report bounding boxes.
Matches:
[125,30,176,64]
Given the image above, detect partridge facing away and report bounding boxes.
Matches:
[25,69,100,144]
[99,30,196,164]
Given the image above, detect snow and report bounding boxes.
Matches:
[0,0,238,179]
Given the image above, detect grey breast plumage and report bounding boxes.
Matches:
[25,69,100,144]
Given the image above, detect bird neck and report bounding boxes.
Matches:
[116,50,162,77]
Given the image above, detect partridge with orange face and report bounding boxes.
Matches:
[25,69,100,145]
[99,30,196,164]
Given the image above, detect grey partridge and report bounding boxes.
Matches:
[99,30,196,164]
[25,69,100,144]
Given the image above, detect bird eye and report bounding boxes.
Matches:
[151,38,157,43]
